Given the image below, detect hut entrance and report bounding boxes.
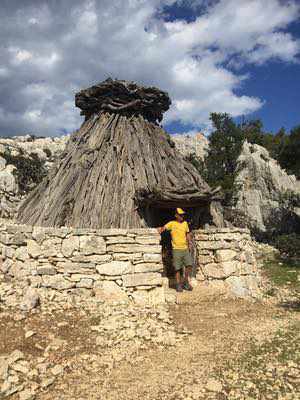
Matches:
[140,205,205,283]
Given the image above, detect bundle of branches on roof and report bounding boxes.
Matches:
[75,78,171,123]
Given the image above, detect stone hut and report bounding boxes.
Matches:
[18,79,221,229]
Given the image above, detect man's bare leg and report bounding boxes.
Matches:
[175,270,181,285]
[175,270,183,292]
[183,266,193,290]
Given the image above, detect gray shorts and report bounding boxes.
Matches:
[172,249,193,271]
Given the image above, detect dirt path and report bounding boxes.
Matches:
[35,284,299,400]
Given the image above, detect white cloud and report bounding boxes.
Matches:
[0,0,299,136]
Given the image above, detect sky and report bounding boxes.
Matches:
[0,0,299,138]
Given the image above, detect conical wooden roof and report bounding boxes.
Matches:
[18,79,219,228]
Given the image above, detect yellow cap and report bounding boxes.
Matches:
[176,208,186,215]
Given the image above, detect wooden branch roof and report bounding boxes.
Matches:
[135,186,222,208]
[75,78,171,123]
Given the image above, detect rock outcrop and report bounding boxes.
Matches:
[172,132,209,160]
[0,135,68,218]
[233,141,300,235]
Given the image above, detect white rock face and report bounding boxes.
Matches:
[0,134,69,218]
[233,141,300,233]
[172,132,209,160]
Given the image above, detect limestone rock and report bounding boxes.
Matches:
[80,235,106,255]
[19,388,36,400]
[42,238,61,257]
[206,378,223,392]
[122,272,162,287]
[143,253,162,262]
[36,265,57,275]
[226,275,260,298]
[233,141,300,233]
[94,281,128,302]
[42,275,75,290]
[27,240,41,258]
[76,278,93,289]
[172,132,209,160]
[107,244,161,254]
[133,263,163,273]
[215,249,236,262]
[20,288,40,311]
[61,236,79,257]
[15,247,29,262]
[96,261,132,276]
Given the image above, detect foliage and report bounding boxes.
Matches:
[187,112,300,209]
[2,149,47,193]
[262,258,300,289]
[185,152,208,181]
[273,233,300,259]
[278,125,300,178]
[43,147,52,158]
[189,113,244,206]
[240,119,300,178]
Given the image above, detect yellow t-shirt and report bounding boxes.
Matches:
[165,220,189,250]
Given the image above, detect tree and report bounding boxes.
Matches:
[279,125,300,178]
[204,113,244,205]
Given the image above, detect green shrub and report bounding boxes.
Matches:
[2,149,47,193]
[274,233,300,259]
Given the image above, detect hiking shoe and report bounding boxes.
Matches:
[182,281,193,291]
[176,283,183,293]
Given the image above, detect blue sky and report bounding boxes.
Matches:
[163,2,300,135]
[0,0,299,137]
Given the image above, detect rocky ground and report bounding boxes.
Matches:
[0,266,299,400]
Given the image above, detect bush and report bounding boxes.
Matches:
[43,147,52,158]
[273,233,300,259]
[2,150,47,193]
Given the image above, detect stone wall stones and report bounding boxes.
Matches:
[0,223,261,303]
[195,227,261,298]
[0,224,164,304]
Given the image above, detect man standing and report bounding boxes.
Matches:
[158,208,193,292]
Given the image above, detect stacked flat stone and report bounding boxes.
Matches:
[0,222,261,301]
[0,224,165,305]
[195,227,260,298]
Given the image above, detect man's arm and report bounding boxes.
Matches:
[157,226,166,234]
[157,221,172,234]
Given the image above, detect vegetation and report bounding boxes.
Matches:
[187,113,300,208]
[274,233,300,260]
[262,258,300,290]
[217,323,300,398]
[2,149,47,193]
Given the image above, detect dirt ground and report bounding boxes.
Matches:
[1,281,299,400]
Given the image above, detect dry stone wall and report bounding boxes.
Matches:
[0,223,261,303]
[195,227,261,298]
[0,224,165,305]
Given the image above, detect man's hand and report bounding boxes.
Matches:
[157,226,165,234]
